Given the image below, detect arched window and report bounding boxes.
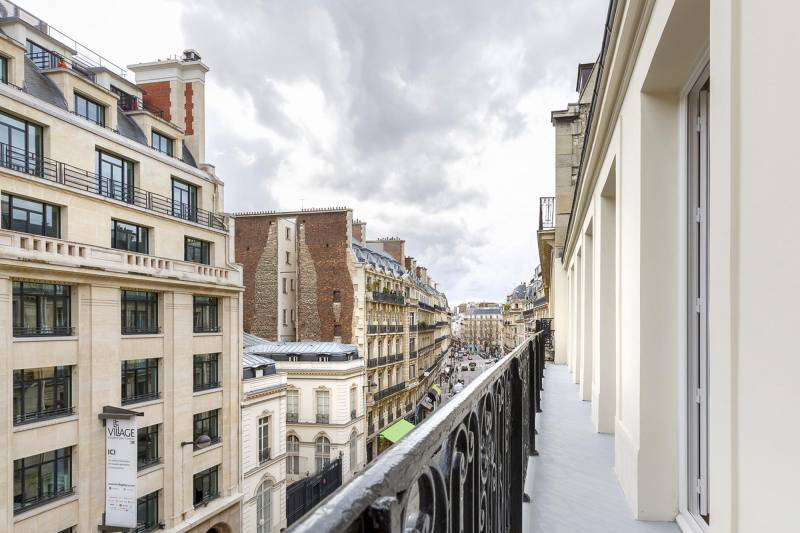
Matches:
[349,430,358,471]
[256,479,272,533]
[315,436,331,472]
[286,435,299,475]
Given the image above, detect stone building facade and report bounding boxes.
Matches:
[0,3,242,532]
[234,210,452,464]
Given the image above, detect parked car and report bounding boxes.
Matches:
[461,364,469,371]
[469,361,477,370]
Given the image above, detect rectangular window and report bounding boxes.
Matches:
[193,296,219,333]
[13,366,72,424]
[316,390,330,424]
[285,251,290,264]
[333,323,342,336]
[0,109,43,175]
[193,353,220,391]
[2,193,60,237]
[282,309,287,326]
[74,93,105,126]
[121,290,159,334]
[12,281,71,336]
[193,465,219,506]
[258,417,270,463]
[121,359,159,404]
[193,409,220,446]
[151,130,173,156]
[290,309,294,322]
[172,179,198,222]
[184,237,210,265]
[26,39,57,70]
[285,227,290,239]
[410,364,416,379]
[111,220,148,254]
[333,290,341,303]
[13,447,72,512]
[96,150,134,203]
[350,387,357,419]
[136,491,159,532]
[0,56,8,84]
[282,277,287,294]
[137,425,159,470]
[290,279,295,291]
[287,389,299,423]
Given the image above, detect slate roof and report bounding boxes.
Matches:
[23,56,67,109]
[243,332,360,361]
[467,307,502,316]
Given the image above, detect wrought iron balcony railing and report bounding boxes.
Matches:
[0,142,226,230]
[290,334,545,532]
[287,412,299,423]
[539,196,555,230]
[372,291,405,305]
[13,325,74,337]
[121,324,161,335]
[316,414,330,424]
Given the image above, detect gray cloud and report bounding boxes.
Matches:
[180,0,606,301]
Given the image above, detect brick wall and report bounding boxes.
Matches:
[236,210,355,343]
[184,82,194,135]
[380,240,404,263]
[139,81,172,121]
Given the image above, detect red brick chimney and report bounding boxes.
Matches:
[352,220,366,242]
[129,50,208,164]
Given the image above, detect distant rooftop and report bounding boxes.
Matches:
[243,332,360,362]
[467,307,502,316]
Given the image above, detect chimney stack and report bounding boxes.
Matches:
[352,220,366,242]
[128,50,209,164]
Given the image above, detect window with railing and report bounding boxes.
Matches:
[121,290,159,335]
[172,179,197,222]
[2,193,60,237]
[96,150,134,203]
[258,416,271,464]
[185,237,211,265]
[193,465,219,506]
[0,109,43,177]
[13,366,72,424]
[193,296,219,333]
[193,353,220,391]
[316,390,330,424]
[315,436,331,473]
[137,424,159,470]
[133,490,160,533]
[151,130,173,157]
[193,409,220,447]
[12,281,71,336]
[111,220,148,254]
[74,93,105,126]
[286,435,300,475]
[287,389,299,422]
[121,359,160,404]
[14,447,72,512]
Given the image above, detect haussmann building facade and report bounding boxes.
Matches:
[0,3,243,532]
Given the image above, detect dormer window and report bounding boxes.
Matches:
[74,93,105,126]
[151,130,173,157]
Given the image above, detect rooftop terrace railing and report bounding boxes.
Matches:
[289,334,544,532]
[539,196,555,230]
[0,142,226,230]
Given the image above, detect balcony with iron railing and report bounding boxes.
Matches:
[372,382,406,402]
[539,196,555,231]
[290,335,545,532]
[0,143,227,230]
[371,291,405,305]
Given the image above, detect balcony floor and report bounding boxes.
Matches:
[524,363,679,533]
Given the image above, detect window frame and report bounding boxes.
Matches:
[111,219,149,254]
[316,390,330,424]
[193,296,219,333]
[12,281,71,337]
[1,193,60,238]
[256,480,272,533]
[74,92,105,126]
[192,465,219,506]
[121,358,160,404]
[13,447,72,512]
[258,416,270,464]
[121,290,159,335]
[184,236,211,265]
[134,490,160,533]
[13,366,72,425]
[96,149,134,203]
[286,435,300,475]
[193,353,220,392]
[0,108,43,175]
[314,436,331,473]
[172,178,198,222]
[349,430,358,471]
[151,130,173,157]
[193,409,220,447]
[286,389,299,423]
[137,424,160,471]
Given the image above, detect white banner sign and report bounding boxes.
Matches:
[105,417,138,528]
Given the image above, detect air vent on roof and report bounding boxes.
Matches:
[182,49,201,62]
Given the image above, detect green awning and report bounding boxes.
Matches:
[379,419,415,443]
[431,384,442,395]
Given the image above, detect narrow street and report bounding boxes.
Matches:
[438,352,497,406]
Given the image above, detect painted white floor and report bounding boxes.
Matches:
[523,363,680,533]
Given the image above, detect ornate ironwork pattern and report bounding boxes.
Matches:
[290,334,544,533]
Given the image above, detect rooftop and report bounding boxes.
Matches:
[243,332,360,361]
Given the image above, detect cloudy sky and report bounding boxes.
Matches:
[25,0,606,304]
